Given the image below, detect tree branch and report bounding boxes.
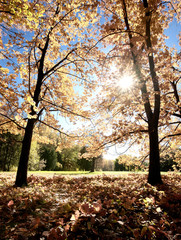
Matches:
[38,119,79,138]
[42,98,90,120]
[88,30,145,54]
[0,113,25,129]
[44,48,76,77]
[96,129,148,151]
[159,132,181,143]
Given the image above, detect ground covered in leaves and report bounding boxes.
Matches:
[0,173,181,240]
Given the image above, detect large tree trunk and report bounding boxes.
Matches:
[15,27,49,187]
[148,124,162,185]
[15,119,35,187]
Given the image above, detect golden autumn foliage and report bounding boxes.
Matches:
[89,0,180,147]
[0,0,180,186]
[0,0,100,136]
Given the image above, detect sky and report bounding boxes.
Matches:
[165,19,181,48]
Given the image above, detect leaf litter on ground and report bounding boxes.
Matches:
[0,172,180,240]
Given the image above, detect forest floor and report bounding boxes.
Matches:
[0,172,181,240]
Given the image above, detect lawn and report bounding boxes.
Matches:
[0,171,180,239]
[28,170,145,176]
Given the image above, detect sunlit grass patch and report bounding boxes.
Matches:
[27,170,147,177]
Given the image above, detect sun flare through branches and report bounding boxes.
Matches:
[118,74,134,90]
[109,64,134,90]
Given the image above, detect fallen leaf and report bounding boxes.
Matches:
[7,200,14,207]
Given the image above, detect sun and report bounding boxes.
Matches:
[118,74,134,90]
[109,64,134,90]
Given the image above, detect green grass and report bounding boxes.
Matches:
[0,170,145,177]
[28,170,147,176]
[0,170,179,178]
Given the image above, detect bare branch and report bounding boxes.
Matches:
[56,70,96,85]
[116,139,137,155]
[159,132,181,143]
[0,113,25,129]
[140,154,149,165]
[0,10,14,15]
[138,114,148,123]
[97,129,148,151]
[0,120,12,126]
[42,98,90,120]
[38,119,78,138]
[44,48,76,77]
[88,30,145,53]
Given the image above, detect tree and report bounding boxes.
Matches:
[90,157,96,172]
[160,142,181,172]
[114,154,142,171]
[57,145,80,171]
[102,159,114,171]
[90,154,103,172]
[0,131,21,171]
[77,146,92,171]
[28,140,46,171]
[39,143,57,171]
[0,0,99,186]
[91,0,180,185]
[114,159,126,171]
[77,145,103,172]
[160,154,174,172]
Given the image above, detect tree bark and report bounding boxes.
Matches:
[15,119,35,187]
[148,123,162,185]
[143,0,162,185]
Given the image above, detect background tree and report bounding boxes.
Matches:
[57,145,80,171]
[160,141,181,172]
[77,146,92,171]
[114,159,126,171]
[0,131,21,171]
[115,154,141,171]
[160,153,174,172]
[90,154,103,172]
[102,159,114,171]
[39,143,57,171]
[28,140,46,171]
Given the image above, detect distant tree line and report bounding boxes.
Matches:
[0,132,103,172]
[1,132,180,173]
[114,152,180,172]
